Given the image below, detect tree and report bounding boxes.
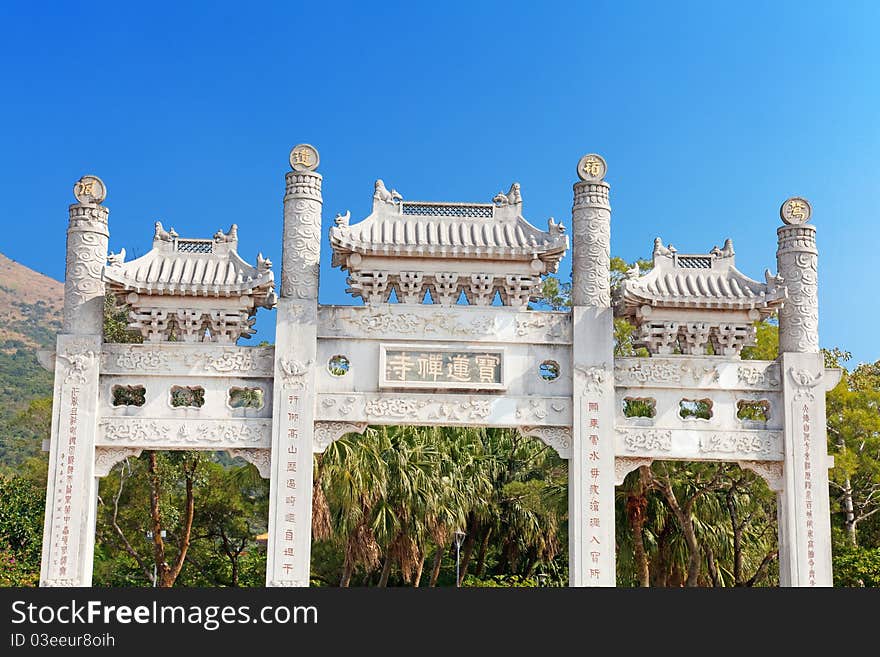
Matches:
[96,451,203,587]
[0,475,44,586]
[827,360,880,547]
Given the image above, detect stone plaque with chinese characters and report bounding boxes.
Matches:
[379,345,505,390]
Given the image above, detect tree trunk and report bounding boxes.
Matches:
[429,542,445,587]
[475,527,491,578]
[413,552,426,588]
[166,457,197,586]
[650,522,673,587]
[706,547,723,587]
[843,475,857,547]
[377,556,393,587]
[654,471,702,587]
[147,451,169,587]
[626,472,650,587]
[678,512,702,587]
[457,516,477,585]
[340,561,354,587]
[726,487,744,585]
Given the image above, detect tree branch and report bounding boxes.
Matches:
[110,460,154,584]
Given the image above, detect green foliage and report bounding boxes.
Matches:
[461,574,543,587]
[827,360,880,548]
[741,318,779,360]
[679,399,712,420]
[623,398,655,418]
[0,476,44,586]
[103,293,143,344]
[833,542,880,587]
[533,277,571,311]
[94,451,269,587]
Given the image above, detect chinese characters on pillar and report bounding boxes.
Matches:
[381,348,504,390]
[586,399,602,581]
[49,386,80,582]
[281,393,302,576]
[802,403,815,587]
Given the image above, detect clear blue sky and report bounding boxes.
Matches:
[0,2,876,364]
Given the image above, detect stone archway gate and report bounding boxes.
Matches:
[39,146,839,587]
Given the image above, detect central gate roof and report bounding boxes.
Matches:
[328,180,568,306]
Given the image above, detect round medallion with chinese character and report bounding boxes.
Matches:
[780,197,812,225]
[72,175,107,204]
[289,144,320,172]
[576,154,607,182]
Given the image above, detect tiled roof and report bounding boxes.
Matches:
[102,223,275,305]
[329,181,568,270]
[617,238,785,314]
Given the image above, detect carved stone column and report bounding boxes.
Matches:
[40,176,108,586]
[266,145,322,586]
[569,155,616,586]
[571,154,611,308]
[775,197,832,586]
[777,199,818,354]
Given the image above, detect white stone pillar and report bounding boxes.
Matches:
[569,155,616,586]
[40,176,109,586]
[266,145,322,586]
[775,197,832,586]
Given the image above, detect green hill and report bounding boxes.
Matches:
[0,253,61,468]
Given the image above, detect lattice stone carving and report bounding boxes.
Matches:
[433,272,460,304]
[682,322,711,355]
[174,309,206,342]
[714,322,756,357]
[347,270,391,304]
[466,274,495,305]
[637,322,680,355]
[402,203,494,218]
[500,275,541,308]
[397,272,424,303]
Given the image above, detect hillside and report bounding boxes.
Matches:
[0,253,64,351]
[0,253,62,468]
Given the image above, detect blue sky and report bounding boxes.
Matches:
[0,2,877,364]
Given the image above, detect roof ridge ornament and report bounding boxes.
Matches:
[374,179,403,205]
[213,224,238,243]
[153,221,178,242]
[493,182,521,206]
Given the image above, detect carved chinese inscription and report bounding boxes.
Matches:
[380,346,504,390]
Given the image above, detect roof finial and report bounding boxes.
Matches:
[780,197,811,225]
[73,175,107,204]
[576,154,607,182]
[289,143,320,172]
